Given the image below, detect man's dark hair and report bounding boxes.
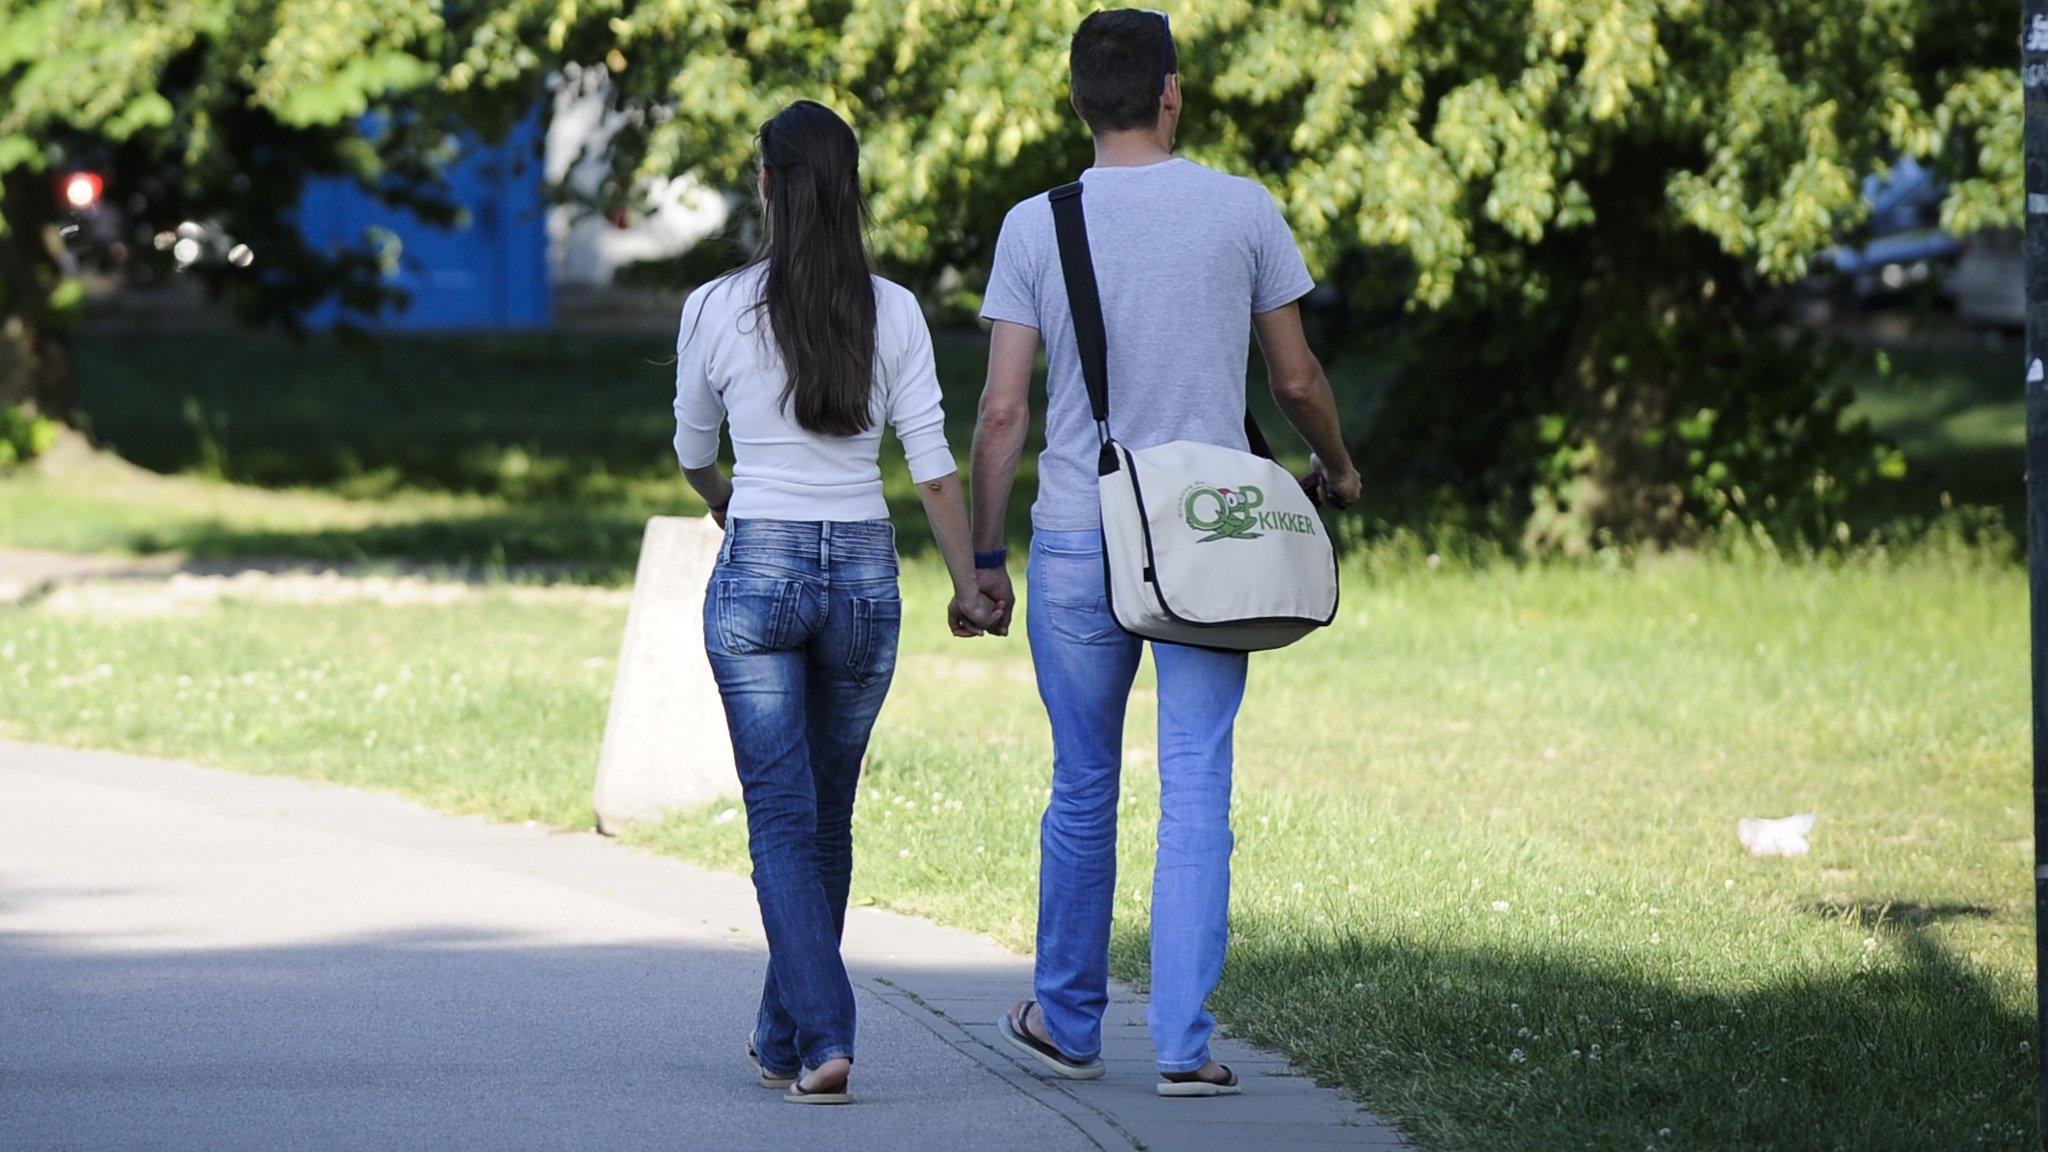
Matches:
[1069,9,1177,134]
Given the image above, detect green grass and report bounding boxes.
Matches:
[15,327,2019,575]
[22,326,1339,571]
[19,329,1063,572]
[0,324,2033,1148]
[0,546,2029,1150]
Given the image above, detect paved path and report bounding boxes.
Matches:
[0,742,1407,1151]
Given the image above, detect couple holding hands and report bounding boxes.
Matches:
[674,9,1359,1106]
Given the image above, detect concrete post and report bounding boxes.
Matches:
[593,516,736,835]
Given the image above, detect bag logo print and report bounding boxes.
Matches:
[1183,484,1263,542]
[1181,484,1318,543]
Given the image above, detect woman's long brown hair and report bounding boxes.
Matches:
[752,100,876,437]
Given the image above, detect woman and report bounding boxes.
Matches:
[672,100,995,1106]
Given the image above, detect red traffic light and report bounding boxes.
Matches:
[58,170,104,211]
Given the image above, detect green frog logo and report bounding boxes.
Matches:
[1183,484,1266,542]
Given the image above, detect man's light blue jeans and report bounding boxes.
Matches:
[1025,528,1248,1074]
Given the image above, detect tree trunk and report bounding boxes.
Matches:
[1521,155,1755,553]
[0,164,77,424]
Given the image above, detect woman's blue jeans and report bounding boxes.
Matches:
[1026,529,1248,1074]
[703,518,901,1074]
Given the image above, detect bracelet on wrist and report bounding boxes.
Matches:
[973,547,1009,570]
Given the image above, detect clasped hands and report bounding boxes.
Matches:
[947,566,1015,639]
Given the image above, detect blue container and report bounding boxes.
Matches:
[299,113,551,330]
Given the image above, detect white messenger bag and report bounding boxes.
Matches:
[1049,182,1339,652]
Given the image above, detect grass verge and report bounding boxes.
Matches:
[0,545,2029,1150]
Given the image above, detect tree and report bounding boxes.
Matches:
[6,2,2020,543]
[584,0,2018,546]
[0,0,552,431]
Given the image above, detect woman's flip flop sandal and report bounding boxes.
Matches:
[998,1000,1106,1080]
[747,1033,795,1090]
[1157,1065,1241,1097]
[783,1068,854,1105]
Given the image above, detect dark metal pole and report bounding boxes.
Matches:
[2025,4,2048,1146]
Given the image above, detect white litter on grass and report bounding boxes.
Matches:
[1737,813,1816,857]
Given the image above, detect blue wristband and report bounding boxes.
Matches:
[973,547,1009,570]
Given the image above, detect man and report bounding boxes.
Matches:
[967,9,1362,1095]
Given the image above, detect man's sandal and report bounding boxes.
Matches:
[998,1000,1105,1080]
[1157,1064,1241,1097]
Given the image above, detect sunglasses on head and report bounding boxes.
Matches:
[1137,7,1173,92]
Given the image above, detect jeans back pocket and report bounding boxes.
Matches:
[712,577,805,655]
[846,594,902,687]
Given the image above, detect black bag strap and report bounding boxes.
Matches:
[1047,180,1277,460]
[1048,183,1112,439]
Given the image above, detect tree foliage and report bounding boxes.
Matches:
[580,0,2018,545]
[0,0,547,417]
[0,1,2024,544]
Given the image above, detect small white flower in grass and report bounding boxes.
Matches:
[1659,1128,1672,1138]
[1649,932,1661,944]
[975,845,986,854]
[899,848,912,859]
[1491,900,1510,912]
[1291,882,1305,894]
[712,808,738,825]
[1507,1048,1525,1063]
[1863,937,1877,950]
[373,683,389,701]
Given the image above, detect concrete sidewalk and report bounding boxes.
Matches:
[0,742,1407,1151]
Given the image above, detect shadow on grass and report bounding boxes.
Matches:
[111,490,1041,585]
[1800,899,1998,932]
[128,509,662,584]
[1110,921,2032,1151]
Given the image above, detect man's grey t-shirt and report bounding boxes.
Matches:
[980,157,1315,532]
